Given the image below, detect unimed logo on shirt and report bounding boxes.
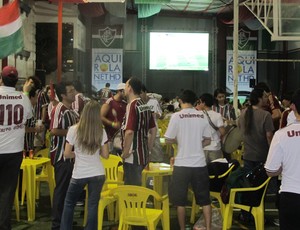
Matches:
[0,95,22,99]
[287,130,300,137]
[179,113,204,119]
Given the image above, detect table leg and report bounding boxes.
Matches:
[142,171,147,187]
[46,162,55,206]
[153,176,163,196]
[153,176,163,208]
[24,165,34,221]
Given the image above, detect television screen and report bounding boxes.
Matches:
[149,32,209,71]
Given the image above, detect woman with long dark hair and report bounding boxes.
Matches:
[238,88,274,222]
[239,88,274,170]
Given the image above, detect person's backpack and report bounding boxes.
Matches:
[240,163,268,207]
[220,166,247,204]
[208,159,240,192]
[220,163,269,207]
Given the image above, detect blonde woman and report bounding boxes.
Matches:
[60,100,109,230]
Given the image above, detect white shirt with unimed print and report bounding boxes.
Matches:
[0,86,33,154]
[164,108,210,167]
[265,122,300,194]
[66,125,108,179]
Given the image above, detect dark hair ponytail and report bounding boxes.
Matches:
[244,89,264,135]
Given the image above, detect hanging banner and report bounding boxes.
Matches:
[92,25,123,91]
[226,29,257,93]
[92,48,123,91]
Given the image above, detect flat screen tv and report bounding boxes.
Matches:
[149,32,209,71]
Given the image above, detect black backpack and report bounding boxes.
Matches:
[220,163,268,207]
[220,166,247,204]
[208,159,240,192]
[240,163,269,207]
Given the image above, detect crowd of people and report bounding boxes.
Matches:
[1,64,300,230]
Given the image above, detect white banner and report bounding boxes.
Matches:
[92,48,123,91]
[226,50,256,93]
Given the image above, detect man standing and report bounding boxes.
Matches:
[140,85,164,162]
[98,82,112,105]
[196,93,225,163]
[165,90,212,230]
[0,66,33,229]
[100,83,127,152]
[265,90,300,229]
[254,82,281,131]
[50,81,78,230]
[120,77,156,186]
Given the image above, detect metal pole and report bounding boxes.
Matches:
[57,0,63,82]
[233,0,239,113]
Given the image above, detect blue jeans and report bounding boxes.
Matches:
[60,175,105,230]
[52,159,74,230]
[123,162,144,186]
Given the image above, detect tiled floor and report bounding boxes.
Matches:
[11,183,280,230]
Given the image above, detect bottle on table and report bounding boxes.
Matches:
[29,149,34,159]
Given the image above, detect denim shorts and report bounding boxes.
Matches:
[169,166,211,206]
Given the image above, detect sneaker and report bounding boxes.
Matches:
[76,201,84,206]
[273,218,280,226]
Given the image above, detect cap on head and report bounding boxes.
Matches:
[117,83,125,90]
[1,66,18,79]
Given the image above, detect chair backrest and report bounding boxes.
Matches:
[209,161,238,192]
[35,148,50,158]
[158,118,170,137]
[101,154,123,186]
[109,185,161,223]
[240,176,271,207]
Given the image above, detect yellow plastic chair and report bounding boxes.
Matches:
[190,163,237,223]
[83,154,124,229]
[21,148,53,205]
[157,118,170,138]
[222,177,271,230]
[35,148,53,201]
[109,185,170,230]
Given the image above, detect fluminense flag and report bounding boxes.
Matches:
[0,0,24,59]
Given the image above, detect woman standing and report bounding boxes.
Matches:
[238,88,274,222]
[239,88,274,170]
[60,100,109,230]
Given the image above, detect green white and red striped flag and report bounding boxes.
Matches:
[0,0,24,59]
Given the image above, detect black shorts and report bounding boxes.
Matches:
[169,166,211,206]
[279,192,300,230]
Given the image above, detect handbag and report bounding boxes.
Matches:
[112,130,122,150]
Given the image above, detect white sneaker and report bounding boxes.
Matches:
[273,218,280,226]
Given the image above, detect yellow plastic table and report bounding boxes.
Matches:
[142,163,173,196]
[20,157,54,221]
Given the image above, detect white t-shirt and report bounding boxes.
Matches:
[265,122,300,194]
[66,125,108,179]
[203,110,224,151]
[147,98,162,137]
[0,86,32,154]
[164,108,210,167]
